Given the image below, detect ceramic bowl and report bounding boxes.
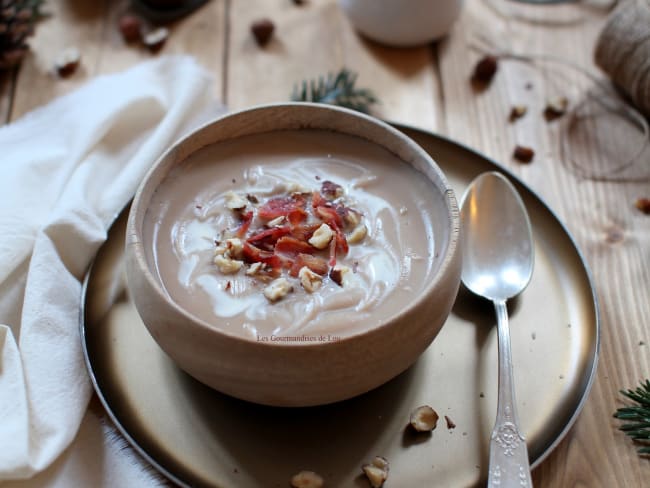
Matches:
[339,0,464,47]
[125,103,461,407]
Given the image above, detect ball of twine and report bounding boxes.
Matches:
[595,0,650,118]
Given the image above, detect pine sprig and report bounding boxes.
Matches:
[290,68,378,114]
[0,0,48,71]
[613,379,650,455]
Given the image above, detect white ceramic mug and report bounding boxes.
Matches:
[339,0,464,47]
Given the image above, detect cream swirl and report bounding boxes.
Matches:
[146,130,436,340]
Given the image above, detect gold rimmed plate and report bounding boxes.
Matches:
[81,125,599,487]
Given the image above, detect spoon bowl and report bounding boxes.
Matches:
[460,171,534,487]
[461,172,534,302]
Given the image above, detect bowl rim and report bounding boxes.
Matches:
[126,102,461,347]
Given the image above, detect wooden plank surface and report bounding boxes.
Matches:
[440,2,650,486]
[2,0,650,486]
[0,70,14,123]
[226,0,440,131]
[9,0,226,121]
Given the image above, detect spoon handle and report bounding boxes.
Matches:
[488,300,533,488]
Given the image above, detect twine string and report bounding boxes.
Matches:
[482,0,619,28]
[470,31,650,182]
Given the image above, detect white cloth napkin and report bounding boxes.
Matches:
[0,55,224,484]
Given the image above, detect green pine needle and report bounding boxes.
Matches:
[22,0,48,21]
[290,68,378,114]
[613,379,650,455]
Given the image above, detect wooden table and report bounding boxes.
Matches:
[3,1,649,486]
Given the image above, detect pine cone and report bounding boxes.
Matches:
[0,0,45,71]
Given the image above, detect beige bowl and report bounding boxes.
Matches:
[125,103,461,407]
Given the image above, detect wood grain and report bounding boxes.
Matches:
[226,0,440,130]
[439,2,650,486]
[0,70,14,123]
[9,0,225,121]
[2,0,649,486]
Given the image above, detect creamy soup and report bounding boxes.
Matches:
[144,130,439,341]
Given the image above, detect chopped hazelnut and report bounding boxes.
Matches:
[225,238,244,259]
[445,415,456,429]
[509,105,527,122]
[344,209,361,227]
[55,47,81,77]
[286,182,311,194]
[143,27,169,52]
[308,223,334,249]
[214,255,244,274]
[370,456,389,472]
[513,145,535,163]
[263,277,293,302]
[299,266,322,293]
[347,224,367,244]
[290,470,323,488]
[362,464,388,488]
[472,55,498,85]
[251,18,275,46]
[246,262,265,276]
[329,266,350,287]
[225,191,248,210]
[409,405,439,432]
[321,180,344,199]
[266,215,285,227]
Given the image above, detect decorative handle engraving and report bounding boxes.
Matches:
[487,302,533,488]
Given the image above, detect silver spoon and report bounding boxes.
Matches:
[460,171,534,487]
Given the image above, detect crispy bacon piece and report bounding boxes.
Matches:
[315,205,344,229]
[317,206,349,263]
[290,223,321,242]
[328,235,337,266]
[289,253,329,277]
[242,242,283,271]
[288,207,307,225]
[258,195,307,224]
[311,190,326,208]
[275,236,316,256]
[233,185,359,283]
[234,210,253,238]
[246,226,291,250]
[335,228,349,255]
[323,227,349,267]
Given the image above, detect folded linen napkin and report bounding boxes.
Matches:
[0,55,224,482]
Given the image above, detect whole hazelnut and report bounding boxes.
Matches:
[251,18,275,47]
[472,55,498,85]
[119,14,142,43]
[635,198,650,214]
[513,145,535,163]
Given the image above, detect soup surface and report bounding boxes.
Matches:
[145,130,439,341]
